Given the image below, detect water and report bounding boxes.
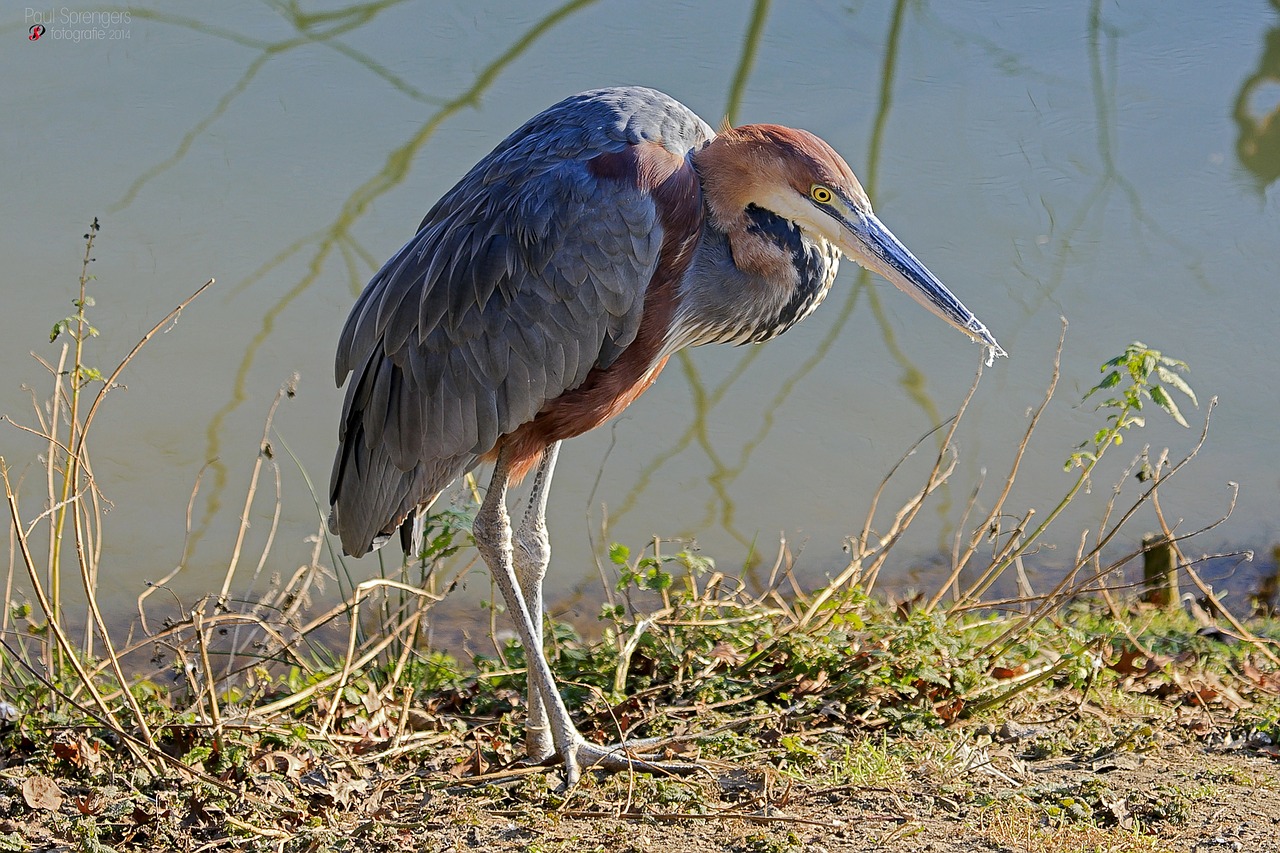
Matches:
[2,1,1277,630]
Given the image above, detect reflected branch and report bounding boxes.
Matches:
[1233,7,1280,190]
[724,0,772,127]
[1017,0,1211,323]
[616,0,774,549]
[114,1,416,212]
[854,0,942,434]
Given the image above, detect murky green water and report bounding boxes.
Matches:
[3,1,1278,624]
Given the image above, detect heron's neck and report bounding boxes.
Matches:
[666,206,839,352]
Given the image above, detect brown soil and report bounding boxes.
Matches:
[11,724,1273,852]
[384,740,1278,853]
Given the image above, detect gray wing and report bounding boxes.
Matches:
[330,87,714,556]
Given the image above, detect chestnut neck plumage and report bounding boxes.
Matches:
[664,125,843,354]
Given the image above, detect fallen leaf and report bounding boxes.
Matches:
[22,775,63,811]
[1242,659,1280,694]
[75,791,107,816]
[936,697,965,724]
[450,743,491,778]
[795,670,829,695]
[253,750,306,779]
[51,735,101,772]
[1108,648,1150,676]
[1101,795,1133,829]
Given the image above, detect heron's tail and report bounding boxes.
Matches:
[328,417,469,558]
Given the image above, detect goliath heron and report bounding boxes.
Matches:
[330,87,1003,784]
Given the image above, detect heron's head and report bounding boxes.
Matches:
[696,123,1005,359]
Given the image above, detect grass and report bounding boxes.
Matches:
[0,225,1277,851]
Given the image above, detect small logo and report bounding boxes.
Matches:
[28,24,45,41]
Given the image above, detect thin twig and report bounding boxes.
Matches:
[2,465,157,773]
[219,376,295,607]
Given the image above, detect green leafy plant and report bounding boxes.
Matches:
[1067,341,1198,470]
[610,541,713,597]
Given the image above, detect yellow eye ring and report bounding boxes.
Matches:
[810,185,834,204]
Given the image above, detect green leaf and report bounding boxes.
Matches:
[1150,385,1189,427]
[641,567,673,591]
[1156,365,1198,407]
[1139,352,1157,380]
[608,543,630,566]
[1085,370,1121,399]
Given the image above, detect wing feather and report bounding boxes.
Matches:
[330,87,714,556]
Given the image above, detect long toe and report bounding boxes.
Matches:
[558,737,704,788]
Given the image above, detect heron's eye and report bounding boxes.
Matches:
[809,185,834,204]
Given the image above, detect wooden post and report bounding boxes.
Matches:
[1141,534,1179,609]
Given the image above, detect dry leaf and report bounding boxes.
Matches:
[75,791,107,816]
[1242,659,1280,694]
[253,750,307,779]
[22,775,64,811]
[51,735,101,771]
[937,697,965,724]
[450,744,490,778]
[709,641,747,667]
[1108,648,1150,676]
[795,670,829,695]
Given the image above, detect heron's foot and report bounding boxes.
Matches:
[557,734,704,788]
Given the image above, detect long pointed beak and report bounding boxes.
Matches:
[842,210,1006,361]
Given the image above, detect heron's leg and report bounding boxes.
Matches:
[512,441,561,762]
[474,445,583,781]
[474,445,702,787]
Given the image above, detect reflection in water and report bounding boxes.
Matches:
[724,0,772,127]
[1235,1,1280,190]
[998,0,1210,331]
[114,2,426,212]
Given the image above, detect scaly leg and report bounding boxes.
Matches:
[472,444,701,787]
[512,442,560,762]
